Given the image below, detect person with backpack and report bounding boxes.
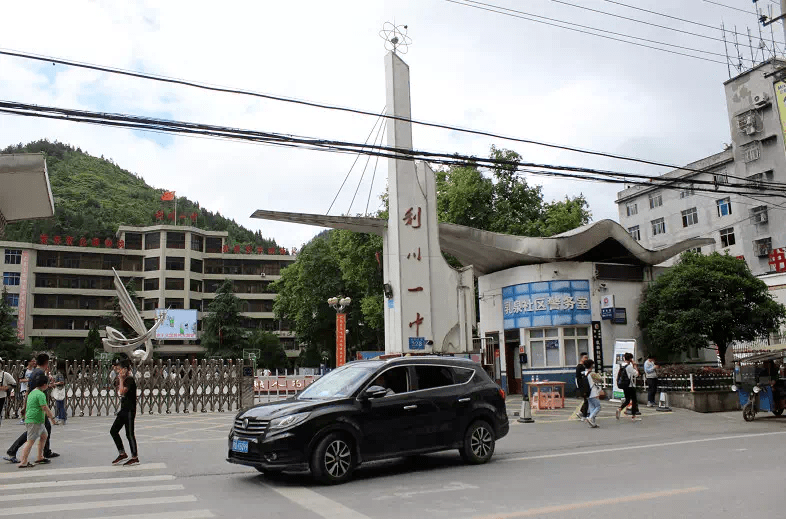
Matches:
[573,352,590,421]
[616,352,640,421]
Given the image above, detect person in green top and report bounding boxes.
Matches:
[17,377,55,468]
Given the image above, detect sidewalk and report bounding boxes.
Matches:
[505,394,664,422]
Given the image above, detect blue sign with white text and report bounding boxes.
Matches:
[502,280,592,329]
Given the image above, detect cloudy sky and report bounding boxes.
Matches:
[0,0,779,249]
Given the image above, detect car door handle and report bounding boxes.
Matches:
[458,397,471,403]
[403,405,418,410]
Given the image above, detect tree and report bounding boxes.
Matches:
[246,330,288,371]
[202,280,246,358]
[53,340,89,360]
[638,251,786,365]
[0,287,22,360]
[84,327,102,359]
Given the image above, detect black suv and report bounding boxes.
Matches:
[226,356,509,484]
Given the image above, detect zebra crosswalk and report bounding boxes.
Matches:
[0,463,214,518]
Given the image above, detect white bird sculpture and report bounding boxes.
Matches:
[103,268,166,362]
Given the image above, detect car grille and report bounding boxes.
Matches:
[234,417,270,435]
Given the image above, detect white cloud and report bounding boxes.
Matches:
[0,0,763,247]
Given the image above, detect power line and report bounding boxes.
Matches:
[0,46,764,182]
[602,0,785,46]
[549,0,771,51]
[2,99,785,199]
[348,110,386,215]
[326,106,386,215]
[445,0,736,65]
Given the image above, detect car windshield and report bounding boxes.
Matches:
[298,363,380,400]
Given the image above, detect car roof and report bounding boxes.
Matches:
[346,356,480,369]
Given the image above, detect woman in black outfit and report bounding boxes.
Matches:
[110,359,139,466]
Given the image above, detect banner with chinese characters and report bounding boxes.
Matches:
[16,250,30,340]
[336,313,347,367]
[775,81,786,150]
[502,280,591,330]
[155,309,198,340]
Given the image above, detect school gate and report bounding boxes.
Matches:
[0,359,251,418]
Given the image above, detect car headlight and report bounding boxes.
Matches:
[269,412,311,430]
[731,384,737,392]
[753,386,761,394]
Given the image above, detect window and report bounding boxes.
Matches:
[720,228,735,248]
[751,206,768,224]
[413,366,455,391]
[528,328,560,367]
[4,249,21,264]
[190,299,202,312]
[562,327,589,368]
[754,237,772,257]
[625,202,638,217]
[373,366,410,394]
[713,173,729,185]
[688,247,702,254]
[63,254,80,269]
[651,218,666,236]
[680,185,695,198]
[190,279,203,292]
[451,367,475,384]
[144,232,160,250]
[628,226,640,241]
[681,207,698,227]
[143,278,159,291]
[167,232,186,249]
[164,298,184,309]
[648,192,662,209]
[190,259,203,274]
[191,235,204,252]
[205,237,223,254]
[742,142,761,163]
[143,298,159,310]
[165,278,185,290]
[144,257,160,271]
[3,272,20,286]
[5,293,19,307]
[717,198,732,217]
[125,233,143,250]
[165,257,185,271]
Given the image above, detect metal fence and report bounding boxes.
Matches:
[0,359,244,418]
[598,372,733,392]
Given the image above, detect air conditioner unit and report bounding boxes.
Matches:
[754,212,768,224]
[756,243,772,257]
[746,125,757,135]
[754,92,770,105]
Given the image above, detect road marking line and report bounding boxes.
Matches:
[0,462,167,480]
[472,486,707,518]
[373,481,478,500]
[0,484,183,502]
[265,483,372,519]
[500,431,786,462]
[0,495,197,516]
[0,474,175,490]
[106,511,214,519]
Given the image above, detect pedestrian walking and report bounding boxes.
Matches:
[583,359,602,428]
[644,354,659,407]
[16,358,35,423]
[616,352,641,422]
[3,353,59,463]
[574,352,590,421]
[0,358,17,428]
[17,375,55,468]
[110,358,139,466]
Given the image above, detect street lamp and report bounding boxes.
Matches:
[328,296,351,367]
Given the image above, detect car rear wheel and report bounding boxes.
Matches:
[460,420,495,464]
[311,432,355,485]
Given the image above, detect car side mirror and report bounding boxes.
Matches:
[363,385,389,399]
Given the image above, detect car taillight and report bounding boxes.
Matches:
[499,388,506,400]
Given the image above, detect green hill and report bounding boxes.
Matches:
[1,140,279,250]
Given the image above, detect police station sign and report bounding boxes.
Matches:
[502,280,592,330]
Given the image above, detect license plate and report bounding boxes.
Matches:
[232,439,249,453]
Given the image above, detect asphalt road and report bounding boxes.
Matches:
[0,399,783,518]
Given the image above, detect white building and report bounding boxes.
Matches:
[616,59,786,275]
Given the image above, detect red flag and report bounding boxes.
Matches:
[161,191,175,201]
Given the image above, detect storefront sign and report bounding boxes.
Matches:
[502,280,591,329]
[601,308,614,320]
[591,321,603,371]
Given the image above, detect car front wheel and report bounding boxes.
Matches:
[311,432,355,484]
[460,420,495,464]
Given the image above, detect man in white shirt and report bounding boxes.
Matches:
[0,358,17,428]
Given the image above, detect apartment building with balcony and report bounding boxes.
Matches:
[1,224,298,358]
